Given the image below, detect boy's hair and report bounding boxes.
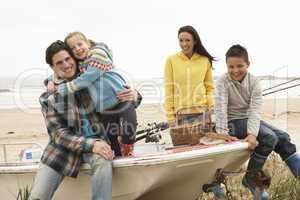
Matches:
[45,40,74,66]
[64,31,95,48]
[225,44,249,64]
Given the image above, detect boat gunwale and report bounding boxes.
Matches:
[0,141,249,173]
[113,141,249,166]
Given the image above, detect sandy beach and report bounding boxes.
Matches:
[1,98,300,162]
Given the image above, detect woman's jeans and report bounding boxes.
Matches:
[29,154,112,200]
[177,112,210,125]
[228,119,297,173]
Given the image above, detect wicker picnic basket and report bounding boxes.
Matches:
[170,106,213,146]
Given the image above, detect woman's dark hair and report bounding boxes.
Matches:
[225,44,249,64]
[178,25,214,64]
[45,40,75,66]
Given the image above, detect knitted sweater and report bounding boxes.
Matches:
[79,42,114,72]
[164,52,214,122]
[214,73,262,136]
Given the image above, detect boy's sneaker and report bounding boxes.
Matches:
[211,183,226,199]
[242,175,269,200]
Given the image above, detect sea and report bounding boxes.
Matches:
[0,76,299,110]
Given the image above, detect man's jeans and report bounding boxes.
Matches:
[29,154,112,200]
[228,119,297,172]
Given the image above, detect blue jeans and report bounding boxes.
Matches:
[29,154,112,200]
[228,119,297,172]
[177,113,210,125]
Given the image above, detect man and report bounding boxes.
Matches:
[29,40,140,200]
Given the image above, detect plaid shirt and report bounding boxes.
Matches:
[39,88,108,177]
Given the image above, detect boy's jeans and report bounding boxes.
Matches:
[29,154,112,200]
[228,119,296,172]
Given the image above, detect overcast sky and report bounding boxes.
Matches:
[1,0,299,80]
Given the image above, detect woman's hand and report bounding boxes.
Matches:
[224,135,238,142]
[206,132,238,142]
[117,85,138,102]
[168,120,176,127]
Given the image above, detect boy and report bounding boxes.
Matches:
[213,44,300,199]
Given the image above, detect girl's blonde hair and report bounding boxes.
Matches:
[64,31,95,47]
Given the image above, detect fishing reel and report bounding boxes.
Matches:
[135,122,169,143]
[145,133,162,143]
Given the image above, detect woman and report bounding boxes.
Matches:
[164,25,214,127]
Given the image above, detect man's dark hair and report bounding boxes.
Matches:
[45,40,74,66]
[225,44,249,64]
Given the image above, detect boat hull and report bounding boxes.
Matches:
[0,142,249,200]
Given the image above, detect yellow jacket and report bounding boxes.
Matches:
[164,52,214,122]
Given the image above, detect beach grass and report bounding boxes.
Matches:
[16,185,30,200]
[198,153,300,200]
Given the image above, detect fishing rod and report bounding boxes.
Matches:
[263,83,300,96]
[136,122,169,135]
[135,122,169,142]
[263,77,300,92]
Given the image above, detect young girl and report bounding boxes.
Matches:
[48,32,137,156]
[164,25,215,127]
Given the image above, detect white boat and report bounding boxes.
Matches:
[0,141,249,200]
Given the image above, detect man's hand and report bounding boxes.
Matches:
[92,140,114,160]
[47,81,58,93]
[117,85,138,102]
[244,134,257,150]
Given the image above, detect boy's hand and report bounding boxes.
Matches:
[47,81,58,93]
[92,140,114,160]
[244,134,257,150]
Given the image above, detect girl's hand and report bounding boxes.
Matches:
[117,86,138,102]
[47,81,58,93]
